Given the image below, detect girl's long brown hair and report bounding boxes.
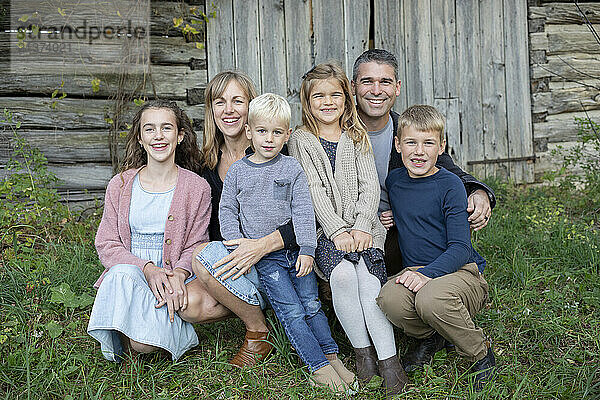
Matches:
[121,100,201,173]
[299,62,370,151]
[201,70,257,170]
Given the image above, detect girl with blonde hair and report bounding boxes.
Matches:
[288,62,408,397]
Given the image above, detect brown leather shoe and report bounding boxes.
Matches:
[377,355,408,397]
[229,329,273,368]
[354,346,379,385]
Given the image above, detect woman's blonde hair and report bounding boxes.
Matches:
[121,100,201,173]
[201,70,257,170]
[299,62,370,151]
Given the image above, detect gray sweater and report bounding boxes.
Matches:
[219,154,317,257]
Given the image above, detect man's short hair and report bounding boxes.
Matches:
[352,49,398,81]
[397,105,446,142]
[248,93,291,127]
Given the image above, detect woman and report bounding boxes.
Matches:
[192,71,298,367]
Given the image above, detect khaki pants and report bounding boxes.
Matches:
[376,263,489,362]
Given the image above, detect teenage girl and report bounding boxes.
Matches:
[287,63,408,397]
[87,100,211,361]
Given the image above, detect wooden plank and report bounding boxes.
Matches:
[504,0,534,183]
[533,109,600,142]
[150,36,206,64]
[259,0,287,95]
[532,53,600,82]
[431,0,457,99]
[312,0,346,68]
[0,163,113,191]
[530,3,600,24]
[5,1,206,38]
[480,0,509,180]
[343,0,370,80]
[0,65,206,99]
[206,0,235,80]
[404,0,434,105]
[456,0,485,179]
[529,32,549,52]
[533,85,600,116]
[232,0,261,91]
[374,0,408,114]
[535,140,585,182]
[283,0,311,128]
[0,130,116,164]
[539,24,600,55]
[1,97,205,129]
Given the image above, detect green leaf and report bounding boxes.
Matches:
[49,283,79,308]
[18,15,29,22]
[91,77,101,93]
[173,17,183,28]
[57,8,66,17]
[44,321,63,339]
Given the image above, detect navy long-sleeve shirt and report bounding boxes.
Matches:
[385,167,486,279]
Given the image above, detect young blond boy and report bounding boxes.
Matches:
[219,93,354,392]
[376,105,495,390]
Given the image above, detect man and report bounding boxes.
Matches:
[350,49,496,374]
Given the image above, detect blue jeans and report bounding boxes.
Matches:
[256,249,338,372]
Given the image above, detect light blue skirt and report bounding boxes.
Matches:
[87,264,199,361]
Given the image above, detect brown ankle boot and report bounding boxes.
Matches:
[229,329,273,368]
[377,355,408,397]
[354,346,379,385]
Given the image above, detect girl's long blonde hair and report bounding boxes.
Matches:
[299,62,370,151]
[121,100,201,173]
[201,70,257,170]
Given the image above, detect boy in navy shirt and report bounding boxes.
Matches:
[376,105,495,390]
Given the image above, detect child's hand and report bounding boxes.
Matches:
[396,270,431,292]
[295,255,314,277]
[332,231,356,252]
[143,262,174,305]
[379,210,395,229]
[350,229,373,252]
[157,268,190,323]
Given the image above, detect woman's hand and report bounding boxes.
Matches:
[143,262,174,305]
[214,237,272,280]
[332,231,355,253]
[350,229,373,252]
[155,268,190,322]
[295,255,314,277]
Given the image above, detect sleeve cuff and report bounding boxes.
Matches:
[465,182,497,209]
[299,246,316,258]
[352,215,372,234]
[277,222,297,249]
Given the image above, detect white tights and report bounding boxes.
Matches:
[329,258,396,360]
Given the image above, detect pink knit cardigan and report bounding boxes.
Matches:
[94,167,211,288]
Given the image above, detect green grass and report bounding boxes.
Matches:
[1,182,599,399]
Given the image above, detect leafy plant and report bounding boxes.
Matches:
[546,116,600,215]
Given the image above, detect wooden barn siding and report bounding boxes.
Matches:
[529,1,600,181]
[0,1,207,204]
[207,0,534,183]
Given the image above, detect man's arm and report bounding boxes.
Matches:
[436,152,496,209]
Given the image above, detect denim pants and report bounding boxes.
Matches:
[256,249,338,372]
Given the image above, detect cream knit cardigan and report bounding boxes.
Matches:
[288,128,386,251]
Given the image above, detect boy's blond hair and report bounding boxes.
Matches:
[248,93,291,128]
[398,105,446,142]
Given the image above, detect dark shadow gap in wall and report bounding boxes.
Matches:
[369,0,374,49]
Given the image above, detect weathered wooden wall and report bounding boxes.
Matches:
[529,0,600,181]
[0,0,207,206]
[207,0,534,183]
